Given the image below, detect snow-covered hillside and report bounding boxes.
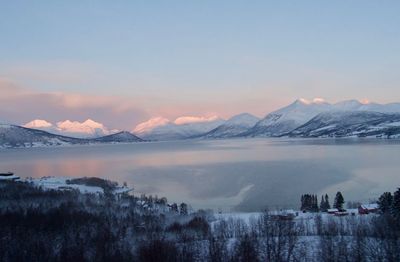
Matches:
[26,176,132,195]
[0,124,87,148]
[24,119,118,138]
[133,116,225,140]
[242,99,400,138]
[244,99,332,137]
[0,124,143,149]
[200,113,260,138]
[288,111,400,138]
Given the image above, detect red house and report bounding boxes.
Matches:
[358,203,378,215]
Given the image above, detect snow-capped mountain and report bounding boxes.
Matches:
[244,98,332,137]
[330,99,400,114]
[133,116,226,140]
[8,98,400,145]
[200,113,260,138]
[288,111,400,138]
[0,124,143,148]
[133,117,170,135]
[243,99,400,137]
[23,119,118,138]
[0,124,86,148]
[24,119,53,129]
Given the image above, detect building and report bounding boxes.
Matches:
[327,208,339,214]
[358,203,379,215]
[0,172,20,181]
[334,211,349,216]
[270,209,297,220]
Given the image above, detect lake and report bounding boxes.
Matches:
[1,138,399,212]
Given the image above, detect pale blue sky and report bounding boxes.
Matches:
[1,1,400,128]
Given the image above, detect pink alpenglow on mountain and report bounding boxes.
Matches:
[24,119,118,138]
[133,115,225,140]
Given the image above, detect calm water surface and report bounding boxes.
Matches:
[1,138,399,212]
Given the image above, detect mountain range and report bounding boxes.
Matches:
[23,119,118,138]
[2,98,400,148]
[131,98,400,140]
[133,115,226,140]
[0,124,142,148]
[288,111,400,138]
[199,113,260,139]
[245,99,400,138]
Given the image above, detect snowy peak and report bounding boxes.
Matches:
[224,113,260,127]
[23,119,118,138]
[245,98,333,137]
[199,113,259,139]
[0,125,144,148]
[133,117,170,134]
[243,98,400,137]
[292,98,329,106]
[133,115,225,140]
[333,100,363,111]
[57,119,104,132]
[173,115,220,125]
[24,119,53,129]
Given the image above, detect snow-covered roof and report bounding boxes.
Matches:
[280,209,296,215]
[0,175,20,181]
[360,203,378,210]
[327,208,339,212]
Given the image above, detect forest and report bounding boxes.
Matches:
[1,179,400,261]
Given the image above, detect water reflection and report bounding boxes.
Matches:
[0,138,399,211]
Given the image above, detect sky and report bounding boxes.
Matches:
[1,1,400,130]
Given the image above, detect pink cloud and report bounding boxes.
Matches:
[0,80,148,130]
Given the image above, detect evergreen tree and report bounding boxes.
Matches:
[320,195,326,212]
[334,192,345,211]
[325,194,331,210]
[309,195,313,211]
[179,202,188,215]
[170,203,178,213]
[391,188,400,221]
[301,194,319,212]
[313,195,319,212]
[300,195,304,211]
[378,192,393,214]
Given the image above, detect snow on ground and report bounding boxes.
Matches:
[0,175,20,181]
[25,176,134,195]
[214,208,371,226]
[27,176,104,194]
[214,212,262,224]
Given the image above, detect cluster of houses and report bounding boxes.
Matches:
[270,203,380,221]
[326,203,379,216]
[357,203,379,214]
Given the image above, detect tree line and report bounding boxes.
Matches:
[2,180,400,261]
[300,192,344,212]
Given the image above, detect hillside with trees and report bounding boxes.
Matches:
[1,179,400,261]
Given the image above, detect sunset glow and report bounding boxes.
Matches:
[0,1,399,131]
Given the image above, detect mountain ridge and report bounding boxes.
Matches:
[5,98,400,145]
[0,124,143,148]
[23,119,118,138]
